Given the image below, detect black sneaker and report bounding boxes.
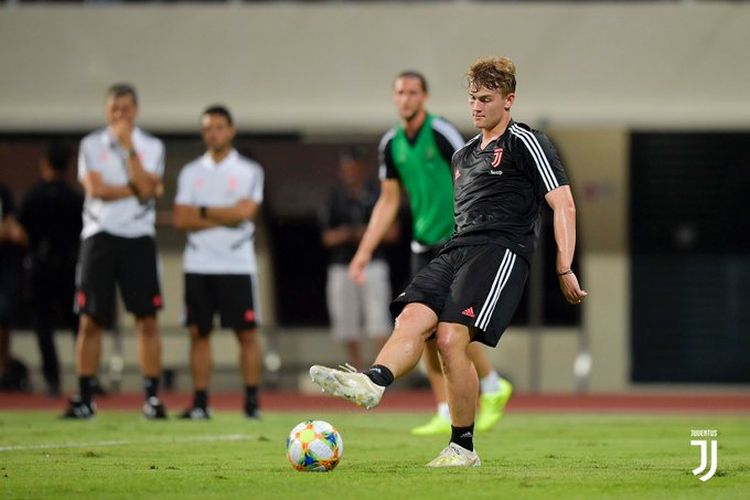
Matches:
[244,405,261,420]
[143,396,168,419]
[90,377,108,397]
[180,406,211,420]
[46,382,62,398]
[61,396,96,419]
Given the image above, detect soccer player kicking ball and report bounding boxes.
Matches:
[311,57,587,467]
[351,70,512,436]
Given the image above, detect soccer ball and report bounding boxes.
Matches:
[286,420,344,472]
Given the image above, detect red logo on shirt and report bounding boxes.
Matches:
[491,148,504,168]
[76,291,87,308]
[228,176,238,191]
[152,295,163,308]
[244,309,256,322]
[461,307,476,318]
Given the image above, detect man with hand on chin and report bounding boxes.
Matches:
[64,83,167,419]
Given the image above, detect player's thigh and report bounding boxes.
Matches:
[75,233,117,327]
[409,246,441,279]
[216,274,258,331]
[362,260,392,337]
[184,273,216,336]
[117,236,163,317]
[475,259,528,347]
[326,264,361,340]
[391,251,455,320]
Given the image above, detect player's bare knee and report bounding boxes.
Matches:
[435,325,469,360]
[235,329,257,345]
[136,315,159,338]
[189,327,207,342]
[394,304,436,341]
[78,316,102,339]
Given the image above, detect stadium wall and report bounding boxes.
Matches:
[2,2,745,392]
[0,3,749,131]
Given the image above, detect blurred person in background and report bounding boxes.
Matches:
[173,105,265,420]
[63,83,167,419]
[320,147,397,370]
[15,142,84,397]
[311,56,586,467]
[0,183,25,390]
[348,71,513,436]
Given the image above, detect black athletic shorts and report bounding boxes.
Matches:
[410,245,442,278]
[184,273,258,336]
[0,257,18,326]
[392,244,528,347]
[75,232,163,327]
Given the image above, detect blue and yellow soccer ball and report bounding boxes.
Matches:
[286,420,344,472]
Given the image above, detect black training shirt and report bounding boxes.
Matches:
[18,179,83,269]
[320,180,383,265]
[446,120,569,261]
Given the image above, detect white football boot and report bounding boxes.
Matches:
[425,443,481,468]
[309,363,385,409]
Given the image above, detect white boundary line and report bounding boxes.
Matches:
[0,434,253,452]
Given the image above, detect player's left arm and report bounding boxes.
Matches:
[173,204,219,231]
[205,164,263,226]
[11,196,30,247]
[545,186,587,305]
[202,199,259,226]
[0,188,26,245]
[0,215,27,245]
[112,122,162,199]
[524,129,586,305]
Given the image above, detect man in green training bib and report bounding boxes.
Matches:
[348,71,513,435]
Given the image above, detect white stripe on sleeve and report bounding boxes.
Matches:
[432,117,466,151]
[510,124,559,192]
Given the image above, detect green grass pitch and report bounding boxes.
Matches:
[1,411,748,499]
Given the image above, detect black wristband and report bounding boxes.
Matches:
[557,269,574,277]
[199,206,208,218]
[128,148,137,159]
[127,181,139,196]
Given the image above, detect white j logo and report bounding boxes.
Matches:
[690,439,718,482]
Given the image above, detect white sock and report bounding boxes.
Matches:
[480,370,500,395]
[437,402,450,420]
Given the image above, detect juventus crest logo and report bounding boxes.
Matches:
[491,147,504,168]
[690,430,718,482]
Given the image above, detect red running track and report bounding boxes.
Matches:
[1,391,750,413]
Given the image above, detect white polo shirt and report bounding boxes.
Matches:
[78,126,165,240]
[175,149,264,275]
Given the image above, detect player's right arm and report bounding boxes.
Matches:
[322,225,356,248]
[78,138,136,202]
[199,199,259,226]
[172,204,219,231]
[320,192,357,248]
[111,121,162,199]
[80,170,136,201]
[201,161,263,226]
[348,178,401,284]
[172,164,218,231]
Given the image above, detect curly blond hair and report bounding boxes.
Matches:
[467,57,517,96]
